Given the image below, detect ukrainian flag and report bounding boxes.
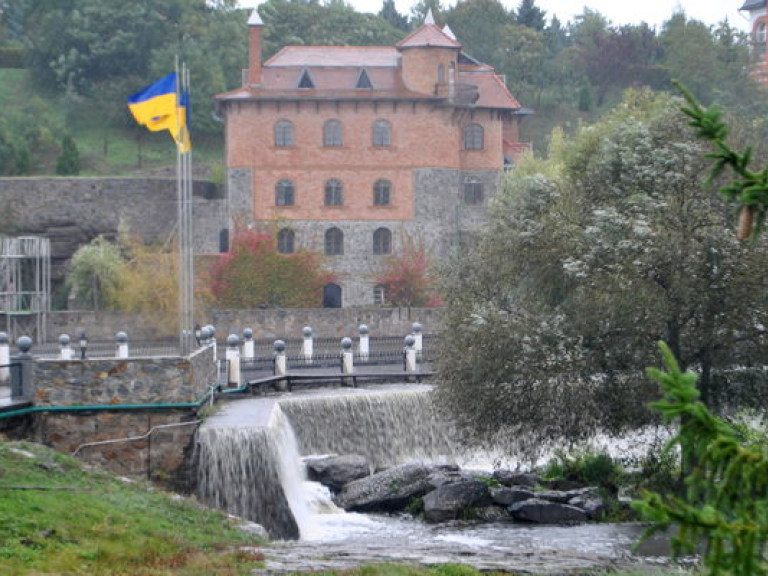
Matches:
[128,72,191,152]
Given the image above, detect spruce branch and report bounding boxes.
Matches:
[636,341,768,575]
[675,80,768,240]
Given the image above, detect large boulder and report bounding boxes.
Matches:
[492,470,538,488]
[489,486,535,507]
[509,498,588,524]
[422,479,492,523]
[305,455,371,492]
[333,463,433,513]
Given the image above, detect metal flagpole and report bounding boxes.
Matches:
[175,57,184,354]
[183,63,195,354]
[175,58,194,354]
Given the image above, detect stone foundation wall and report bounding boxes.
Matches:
[34,410,200,489]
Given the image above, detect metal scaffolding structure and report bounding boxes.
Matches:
[0,236,51,343]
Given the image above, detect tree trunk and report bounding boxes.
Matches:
[738,205,754,240]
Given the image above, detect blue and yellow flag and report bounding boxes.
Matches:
[127,72,191,152]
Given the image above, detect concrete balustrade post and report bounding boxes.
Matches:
[116,331,129,359]
[412,322,423,356]
[205,325,217,361]
[226,334,241,387]
[242,328,255,360]
[273,339,288,391]
[273,340,287,376]
[358,324,369,361]
[12,336,33,401]
[59,334,74,360]
[341,337,355,387]
[0,332,10,383]
[302,326,313,363]
[404,334,417,373]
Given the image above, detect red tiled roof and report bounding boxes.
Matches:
[460,70,521,109]
[266,46,400,68]
[396,23,462,49]
[218,18,521,111]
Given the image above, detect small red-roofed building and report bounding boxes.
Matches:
[741,0,768,83]
[216,10,530,307]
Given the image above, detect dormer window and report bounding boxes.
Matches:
[298,69,315,89]
[356,69,373,89]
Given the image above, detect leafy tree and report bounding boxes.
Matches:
[435,90,768,457]
[115,231,180,336]
[374,240,440,309]
[445,0,512,66]
[633,87,768,576]
[658,12,751,108]
[66,235,123,310]
[55,135,80,175]
[259,0,403,61]
[209,227,330,308]
[409,0,446,25]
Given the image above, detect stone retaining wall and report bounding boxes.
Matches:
[2,346,216,488]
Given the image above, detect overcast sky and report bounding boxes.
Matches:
[240,0,751,31]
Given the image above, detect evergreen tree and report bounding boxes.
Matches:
[55,135,80,175]
[379,0,409,31]
[516,0,546,31]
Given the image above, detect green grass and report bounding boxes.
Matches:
[0,440,264,575]
[0,440,687,576]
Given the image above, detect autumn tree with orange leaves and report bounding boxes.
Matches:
[374,240,441,308]
[209,228,331,308]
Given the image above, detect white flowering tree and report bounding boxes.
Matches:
[436,89,768,455]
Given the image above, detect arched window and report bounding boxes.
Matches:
[324,179,343,206]
[373,228,392,255]
[373,179,391,206]
[438,63,445,84]
[463,178,484,205]
[464,123,484,150]
[275,180,295,206]
[323,119,343,147]
[274,120,293,147]
[277,228,295,254]
[372,119,391,147]
[325,227,344,255]
[323,283,342,308]
[758,22,767,48]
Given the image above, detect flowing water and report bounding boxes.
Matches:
[195,385,675,573]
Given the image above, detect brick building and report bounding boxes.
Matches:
[216,10,529,307]
[741,0,768,83]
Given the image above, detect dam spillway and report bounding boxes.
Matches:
[194,384,456,539]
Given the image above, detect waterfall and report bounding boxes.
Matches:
[195,404,307,540]
[278,388,457,470]
[194,386,457,540]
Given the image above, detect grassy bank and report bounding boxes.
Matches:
[0,440,263,575]
[0,439,684,576]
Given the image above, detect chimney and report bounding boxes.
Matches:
[248,10,264,87]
